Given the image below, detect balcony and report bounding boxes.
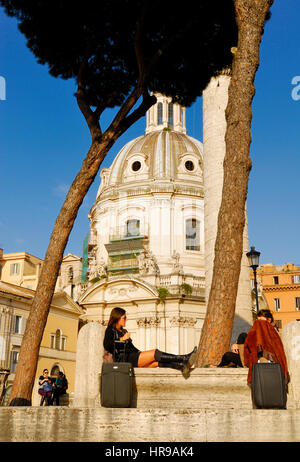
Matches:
[107,257,139,274]
[108,224,149,242]
[105,224,149,257]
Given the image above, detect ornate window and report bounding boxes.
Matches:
[168,103,173,126]
[52,329,66,350]
[126,219,140,237]
[157,103,163,125]
[185,219,200,251]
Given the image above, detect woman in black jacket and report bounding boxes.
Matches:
[103,307,197,377]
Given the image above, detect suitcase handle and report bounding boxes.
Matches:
[113,340,127,362]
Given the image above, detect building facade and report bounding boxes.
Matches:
[0,250,43,290]
[77,94,206,354]
[0,280,83,404]
[256,263,300,332]
[72,92,253,354]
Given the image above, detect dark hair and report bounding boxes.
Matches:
[43,369,48,373]
[256,309,274,323]
[236,332,248,344]
[108,307,126,328]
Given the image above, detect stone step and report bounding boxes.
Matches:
[1,407,300,442]
[130,367,253,409]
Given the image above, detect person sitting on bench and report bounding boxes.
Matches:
[103,307,197,378]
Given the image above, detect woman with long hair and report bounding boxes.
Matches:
[103,307,197,377]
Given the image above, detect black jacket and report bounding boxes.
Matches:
[103,325,140,356]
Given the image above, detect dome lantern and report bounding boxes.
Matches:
[145,93,186,135]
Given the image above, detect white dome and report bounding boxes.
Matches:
[97,129,203,197]
[97,94,203,198]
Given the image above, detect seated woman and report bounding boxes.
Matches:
[244,309,290,384]
[103,307,197,377]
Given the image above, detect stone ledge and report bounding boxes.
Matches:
[1,407,300,442]
[129,367,252,409]
[80,367,296,410]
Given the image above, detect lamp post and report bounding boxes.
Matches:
[246,246,261,313]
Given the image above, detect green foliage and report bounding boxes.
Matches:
[157,287,170,301]
[180,283,193,295]
[0,0,237,111]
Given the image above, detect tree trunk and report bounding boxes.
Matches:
[196,0,274,367]
[9,88,155,404]
[9,138,113,404]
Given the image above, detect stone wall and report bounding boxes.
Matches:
[0,407,300,442]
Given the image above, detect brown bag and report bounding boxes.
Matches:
[103,349,114,363]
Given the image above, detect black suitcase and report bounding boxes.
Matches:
[101,362,133,408]
[101,339,133,408]
[251,362,287,409]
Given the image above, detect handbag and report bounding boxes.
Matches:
[43,382,53,392]
[102,328,128,363]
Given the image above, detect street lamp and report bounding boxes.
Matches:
[246,246,261,313]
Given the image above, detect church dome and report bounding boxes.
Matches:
[97,94,203,197]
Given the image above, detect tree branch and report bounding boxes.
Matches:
[134,0,149,85]
[75,58,102,141]
[114,91,156,138]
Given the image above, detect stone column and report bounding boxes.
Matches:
[0,305,12,369]
[73,321,105,407]
[281,321,300,405]
[202,72,253,341]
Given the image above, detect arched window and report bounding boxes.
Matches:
[126,219,140,237]
[186,219,200,251]
[50,364,60,376]
[168,103,173,127]
[157,103,163,125]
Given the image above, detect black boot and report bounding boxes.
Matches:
[155,347,197,377]
[40,396,45,406]
[155,347,197,363]
[158,361,185,371]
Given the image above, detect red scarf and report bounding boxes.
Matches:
[244,320,289,383]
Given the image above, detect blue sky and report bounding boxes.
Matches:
[0,2,300,266]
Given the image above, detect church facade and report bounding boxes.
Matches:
[61,89,253,355]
